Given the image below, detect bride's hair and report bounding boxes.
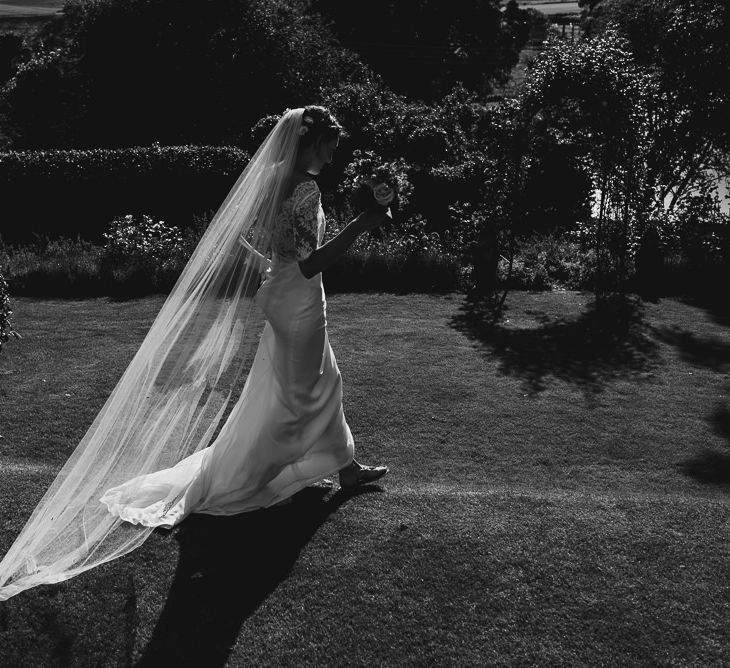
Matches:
[300,105,347,148]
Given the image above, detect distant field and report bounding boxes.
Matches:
[519,1,582,15]
[0,0,63,18]
[0,1,582,20]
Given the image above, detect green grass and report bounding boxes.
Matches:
[0,290,728,665]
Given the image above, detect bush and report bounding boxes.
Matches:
[657,195,730,269]
[1,207,462,296]
[3,235,104,297]
[0,270,20,352]
[2,214,192,297]
[102,214,185,266]
[502,233,597,291]
[324,214,463,293]
[0,144,250,244]
[99,214,189,295]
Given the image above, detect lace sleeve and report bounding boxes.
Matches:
[293,183,321,262]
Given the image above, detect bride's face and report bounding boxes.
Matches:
[306,135,339,175]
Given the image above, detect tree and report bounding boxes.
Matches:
[578,0,602,11]
[586,0,730,212]
[516,29,656,294]
[0,33,23,86]
[0,0,368,149]
[308,0,529,101]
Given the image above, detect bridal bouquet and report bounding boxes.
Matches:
[351,171,396,217]
[339,150,414,239]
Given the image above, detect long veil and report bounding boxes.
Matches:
[0,107,306,601]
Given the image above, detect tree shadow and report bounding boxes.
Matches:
[651,326,730,371]
[709,402,730,441]
[136,484,381,667]
[450,294,661,397]
[677,450,730,486]
[677,290,730,328]
[678,401,730,486]
[651,315,730,487]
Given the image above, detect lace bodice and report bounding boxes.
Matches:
[269,179,324,262]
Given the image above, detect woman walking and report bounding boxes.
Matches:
[0,106,389,600]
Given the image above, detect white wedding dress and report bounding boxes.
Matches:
[99,178,355,528]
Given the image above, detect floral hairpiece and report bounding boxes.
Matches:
[299,115,314,136]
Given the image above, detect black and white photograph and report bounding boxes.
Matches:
[0,0,728,665]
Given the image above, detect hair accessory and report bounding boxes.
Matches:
[303,115,314,124]
[299,126,309,136]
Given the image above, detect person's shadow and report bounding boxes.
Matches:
[136,484,378,667]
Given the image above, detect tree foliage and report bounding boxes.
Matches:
[0,0,369,149]
[585,0,730,211]
[0,271,20,353]
[309,0,530,101]
[517,28,657,292]
[473,0,730,300]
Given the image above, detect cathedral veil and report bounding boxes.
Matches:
[0,108,306,601]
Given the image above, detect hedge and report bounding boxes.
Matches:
[0,143,250,244]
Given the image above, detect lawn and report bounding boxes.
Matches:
[0,290,728,666]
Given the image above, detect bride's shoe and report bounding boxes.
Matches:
[339,460,389,491]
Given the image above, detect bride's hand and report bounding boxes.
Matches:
[357,208,391,232]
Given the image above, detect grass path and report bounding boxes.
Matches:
[0,291,728,665]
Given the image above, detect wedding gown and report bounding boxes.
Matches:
[99,178,355,528]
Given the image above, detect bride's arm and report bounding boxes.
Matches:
[298,210,388,279]
[237,233,271,273]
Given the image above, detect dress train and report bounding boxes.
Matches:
[100,259,354,528]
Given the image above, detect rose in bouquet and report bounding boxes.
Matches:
[342,151,415,239]
[351,172,396,220]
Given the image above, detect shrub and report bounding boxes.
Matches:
[323,214,463,293]
[3,214,203,297]
[3,235,104,297]
[102,214,184,264]
[667,195,729,269]
[100,214,188,295]
[502,233,597,291]
[0,270,20,352]
[0,205,461,296]
[0,144,250,244]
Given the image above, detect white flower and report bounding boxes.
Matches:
[372,182,395,206]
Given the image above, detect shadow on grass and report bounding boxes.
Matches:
[137,484,380,667]
[450,294,661,396]
[710,402,730,441]
[652,327,730,371]
[677,290,730,328]
[677,451,730,485]
[678,401,730,487]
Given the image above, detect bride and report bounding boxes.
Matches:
[100,105,389,525]
[0,106,389,600]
